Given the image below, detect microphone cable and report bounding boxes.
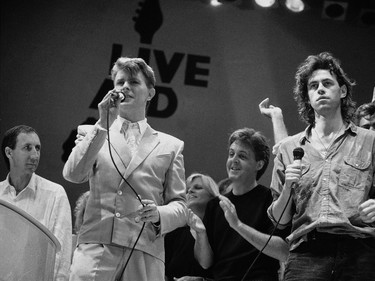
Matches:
[240,191,293,281]
[106,101,146,276]
[241,147,303,280]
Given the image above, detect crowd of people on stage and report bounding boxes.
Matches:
[1,52,375,281]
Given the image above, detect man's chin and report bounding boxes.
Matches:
[25,166,38,174]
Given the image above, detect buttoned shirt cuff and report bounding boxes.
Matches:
[152,220,161,236]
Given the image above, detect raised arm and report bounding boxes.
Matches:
[62,124,107,183]
[259,98,288,144]
[63,90,121,183]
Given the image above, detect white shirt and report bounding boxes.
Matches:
[0,173,72,281]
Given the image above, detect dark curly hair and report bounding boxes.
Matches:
[354,102,375,126]
[293,52,356,125]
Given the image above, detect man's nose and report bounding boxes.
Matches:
[121,83,130,92]
[30,148,40,159]
[232,155,239,163]
[317,83,325,94]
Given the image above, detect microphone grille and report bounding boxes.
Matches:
[293,147,304,160]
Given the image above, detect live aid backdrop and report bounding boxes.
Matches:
[1,0,375,221]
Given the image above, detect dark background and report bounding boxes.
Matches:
[1,0,375,224]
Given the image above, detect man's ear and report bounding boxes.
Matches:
[147,88,156,101]
[340,85,347,98]
[256,160,265,171]
[4,147,12,159]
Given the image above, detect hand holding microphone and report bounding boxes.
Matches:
[110,90,125,103]
[285,147,304,191]
[98,89,125,129]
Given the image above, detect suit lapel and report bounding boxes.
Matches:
[106,119,130,178]
[124,126,159,178]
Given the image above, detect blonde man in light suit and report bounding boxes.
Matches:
[64,57,187,281]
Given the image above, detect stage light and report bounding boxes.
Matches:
[322,1,348,21]
[254,0,276,8]
[359,8,375,26]
[285,0,304,13]
[210,0,223,6]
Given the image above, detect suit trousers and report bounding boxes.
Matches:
[69,243,164,281]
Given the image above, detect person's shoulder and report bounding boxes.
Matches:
[257,184,271,192]
[34,174,66,194]
[0,178,7,186]
[77,124,95,133]
[0,180,7,194]
[205,195,220,210]
[284,131,305,142]
[154,130,184,145]
[277,131,305,151]
[203,196,221,223]
[252,184,273,198]
[355,125,375,137]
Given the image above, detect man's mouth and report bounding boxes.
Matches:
[231,167,240,171]
[122,94,133,101]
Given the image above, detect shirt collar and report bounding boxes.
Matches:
[118,116,148,135]
[2,173,36,196]
[299,121,357,145]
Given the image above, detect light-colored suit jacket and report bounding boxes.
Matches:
[63,118,187,261]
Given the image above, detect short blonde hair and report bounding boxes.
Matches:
[186,173,219,198]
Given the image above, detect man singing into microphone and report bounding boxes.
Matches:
[268,52,375,280]
[63,57,187,281]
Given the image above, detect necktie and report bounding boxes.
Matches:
[121,121,141,157]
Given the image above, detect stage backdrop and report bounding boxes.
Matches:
[1,0,375,223]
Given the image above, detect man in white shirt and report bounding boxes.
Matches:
[1,125,72,281]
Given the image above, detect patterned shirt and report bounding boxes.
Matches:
[0,173,72,281]
[268,122,375,250]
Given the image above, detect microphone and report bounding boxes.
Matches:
[111,91,125,102]
[293,147,304,162]
[292,147,304,189]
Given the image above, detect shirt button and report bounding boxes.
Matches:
[115,212,121,218]
[118,190,123,195]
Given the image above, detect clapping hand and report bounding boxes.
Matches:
[219,195,240,229]
[186,208,206,233]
